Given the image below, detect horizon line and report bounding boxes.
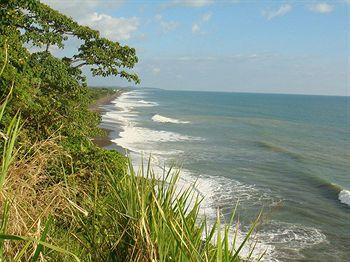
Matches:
[89,85,349,98]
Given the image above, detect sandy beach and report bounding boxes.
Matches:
[90,89,126,148]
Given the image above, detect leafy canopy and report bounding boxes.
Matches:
[1,0,140,82]
[0,0,139,139]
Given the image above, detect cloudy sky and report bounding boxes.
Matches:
[42,0,349,96]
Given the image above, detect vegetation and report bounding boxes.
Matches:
[88,87,118,102]
[0,0,259,261]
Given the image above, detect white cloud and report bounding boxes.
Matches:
[42,0,139,42]
[41,0,124,20]
[155,14,179,33]
[81,13,139,41]
[168,0,214,8]
[309,3,334,13]
[192,23,200,33]
[262,4,292,20]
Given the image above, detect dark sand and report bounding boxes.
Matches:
[90,89,126,150]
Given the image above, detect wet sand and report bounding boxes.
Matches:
[90,89,126,149]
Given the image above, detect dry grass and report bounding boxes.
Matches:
[0,137,82,259]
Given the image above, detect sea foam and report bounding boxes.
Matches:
[112,125,202,153]
[138,99,158,106]
[106,91,202,154]
[339,189,350,207]
[152,114,190,124]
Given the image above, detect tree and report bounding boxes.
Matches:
[0,0,139,138]
[1,0,140,83]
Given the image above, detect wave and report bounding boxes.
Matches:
[110,92,158,113]
[174,169,328,261]
[254,140,349,209]
[339,189,350,207]
[152,114,190,124]
[317,182,350,208]
[106,91,203,155]
[138,99,158,106]
[256,221,326,260]
[254,141,303,161]
[112,125,203,153]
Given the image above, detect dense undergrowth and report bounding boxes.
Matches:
[0,0,259,261]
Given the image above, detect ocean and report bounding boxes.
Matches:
[99,88,350,261]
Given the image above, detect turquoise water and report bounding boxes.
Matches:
[100,88,350,261]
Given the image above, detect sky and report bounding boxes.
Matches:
[42,0,349,96]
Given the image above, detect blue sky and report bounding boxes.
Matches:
[43,0,349,96]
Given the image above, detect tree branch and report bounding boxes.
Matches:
[72,62,88,69]
[45,43,50,52]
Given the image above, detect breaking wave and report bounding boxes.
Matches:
[152,114,190,124]
[339,189,350,207]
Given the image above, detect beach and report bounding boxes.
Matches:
[90,89,127,149]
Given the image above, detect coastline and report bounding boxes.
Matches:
[89,89,125,114]
[88,87,348,259]
[90,89,126,149]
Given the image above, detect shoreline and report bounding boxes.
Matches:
[87,88,349,261]
[90,88,126,150]
[89,89,125,114]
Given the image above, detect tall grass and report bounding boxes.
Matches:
[61,156,261,261]
[0,100,79,261]
[0,41,19,190]
[0,90,20,190]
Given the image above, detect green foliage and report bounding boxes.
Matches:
[0,88,21,190]
[0,0,139,140]
[61,134,126,176]
[88,87,118,101]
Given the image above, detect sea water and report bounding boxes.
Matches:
[100,88,350,261]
